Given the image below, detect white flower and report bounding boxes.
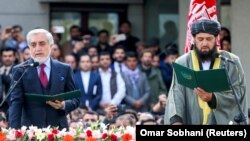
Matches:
[6,129,16,141]
[100,122,107,130]
[35,129,46,141]
[92,130,102,139]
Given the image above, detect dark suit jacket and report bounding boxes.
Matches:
[0,65,14,114]
[8,59,79,129]
[74,70,102,110]
[123,72,150,112]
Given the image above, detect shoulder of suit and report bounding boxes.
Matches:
[52,59,71,68]
[175,52,190,64]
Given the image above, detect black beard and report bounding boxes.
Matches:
[116,59,124,63]
[193,45,217,61]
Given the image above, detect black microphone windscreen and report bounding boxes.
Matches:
[33,62,39,67]
[213,52,220,58]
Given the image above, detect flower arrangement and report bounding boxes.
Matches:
[0,122,135,141]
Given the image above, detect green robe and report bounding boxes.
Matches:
[164,50,247,125]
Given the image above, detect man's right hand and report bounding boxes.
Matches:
[104,104,118,120]
[172,122,183,125]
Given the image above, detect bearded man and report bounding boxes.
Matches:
[164,19,247,125]
[8,29,79,129]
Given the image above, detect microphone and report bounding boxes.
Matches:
[214,53,235,64]
[17,62,39,68]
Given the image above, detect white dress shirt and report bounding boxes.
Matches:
[202,61,211,70]
[37,58,51,80]
[81,71,90,93]
[99,68,126,106]
[113,61,126,73]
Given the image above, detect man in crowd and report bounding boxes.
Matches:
[139,49,167,109]
[62,25,82,56]
[82,111,99,129]
[112,46,126,74]
[123,52,150,112]
[74,54,102,111]
[0,47,17,114]
[98,52,126,113]
[91,55,99,71]
[64,54,78,73]
[164,19,247,125]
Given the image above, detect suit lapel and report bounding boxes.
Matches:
[87,71,95,95]
[48,59,61,95]
[28,66,43,92]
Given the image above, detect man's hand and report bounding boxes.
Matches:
[46,100,65,109]
[104,104,118,120]
[158,94,167,107]
[135,100,143,109]
[194,87,212,102]
[172,122,183,125]
[100,103,109,109]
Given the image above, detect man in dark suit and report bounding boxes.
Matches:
[0,47,17,114]
[8,29,79,129]
[74,54,102,111]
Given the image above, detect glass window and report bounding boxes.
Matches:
[145,0,179,50]
[51,12,81,42]
[88,13,119,36]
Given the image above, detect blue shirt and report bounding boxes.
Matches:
[37,58,51,80]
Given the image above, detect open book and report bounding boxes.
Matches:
[25,90,81,102]
[172,62,230,92]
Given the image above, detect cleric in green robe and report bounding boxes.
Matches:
[164,19,248,125]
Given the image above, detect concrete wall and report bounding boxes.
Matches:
[178,0,189,55]
[128,4,144,40]
[231,0,250,107]
[0,0,143,40]
[0,0,49,35]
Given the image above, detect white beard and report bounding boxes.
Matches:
[31,49,51,64]
[32,56,49,64]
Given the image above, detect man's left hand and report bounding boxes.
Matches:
[46,100,65,109]
[194,87,212,102]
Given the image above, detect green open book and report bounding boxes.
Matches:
[172,62,230,92]
[25,90,81,102]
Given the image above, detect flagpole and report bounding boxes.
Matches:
[217,0,221,22]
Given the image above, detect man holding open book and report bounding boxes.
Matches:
[164,19,247,125]
[8,29,80,129]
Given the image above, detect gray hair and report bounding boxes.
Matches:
[26,28,54,46]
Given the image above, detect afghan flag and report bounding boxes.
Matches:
[185,0,220,53]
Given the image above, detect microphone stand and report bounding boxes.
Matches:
[0,68,29,107]
[222,60,247,125]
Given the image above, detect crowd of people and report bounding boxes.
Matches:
[0,19,248,130]
[0,21,179,129]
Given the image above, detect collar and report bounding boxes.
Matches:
[38,57,51,68]
[81,70,91,75]
[99,68,112,74]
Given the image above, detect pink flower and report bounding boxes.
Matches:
[27,131,35,140]
[48,133,54,141]
[102,133,108,139]
[86,130,92,137]
[52,129,59,134]
[6,130,16,141]
[15,130,23,138]
[110,134,118,141]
